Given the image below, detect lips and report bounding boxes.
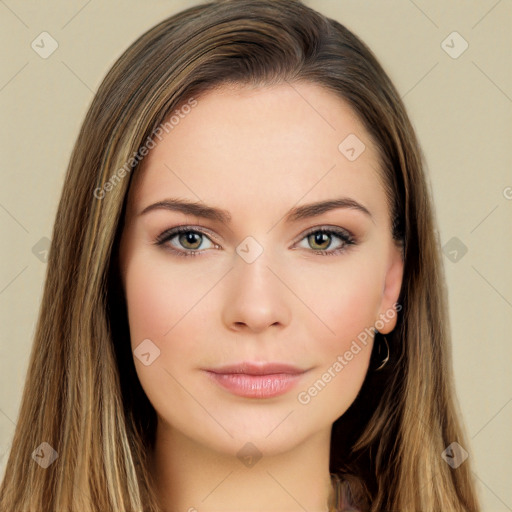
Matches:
[207,362,307,376]
[203,362,309,399]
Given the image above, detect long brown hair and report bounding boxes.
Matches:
[0,1,480,510]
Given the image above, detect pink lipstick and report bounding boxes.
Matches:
[203,362,308,399]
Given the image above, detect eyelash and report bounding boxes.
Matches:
[153,225,356,258]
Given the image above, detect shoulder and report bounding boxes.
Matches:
[330,473,365,512]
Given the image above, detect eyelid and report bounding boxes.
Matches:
[154,224,222,246]
[154,223,357,256]
[153,226,221,259]
[290,226,356,257]
[290,224,355,247]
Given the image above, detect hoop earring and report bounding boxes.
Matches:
[374,335,390,371]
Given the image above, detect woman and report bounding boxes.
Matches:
[0,0,480,510]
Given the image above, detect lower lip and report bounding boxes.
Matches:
[205,371,304,398]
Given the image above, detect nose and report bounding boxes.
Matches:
[221,247,291,334]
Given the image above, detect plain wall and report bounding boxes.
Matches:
[1,1,511,510]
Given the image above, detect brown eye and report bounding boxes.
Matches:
[308,232,332,250]
[155,227,217,256]
[179,232,203,250]
[296,227,355,255]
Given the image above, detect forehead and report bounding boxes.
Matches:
[128,82,387,219]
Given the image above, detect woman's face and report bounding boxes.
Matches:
[119,82,403,456]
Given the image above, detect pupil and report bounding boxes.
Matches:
[312,232,330,249]
[182,232,200,248]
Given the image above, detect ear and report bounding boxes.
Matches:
[377,242,404,334]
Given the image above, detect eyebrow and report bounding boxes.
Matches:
[139,197,372,223]
[286,198,372,222]
[139,198,232,223]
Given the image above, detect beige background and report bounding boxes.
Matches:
[1,1,511,510]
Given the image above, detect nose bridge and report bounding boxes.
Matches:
[235,238,272,292]
[221,235,291,332]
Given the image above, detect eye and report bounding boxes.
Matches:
[154,225,356,258]
[154,226,218,256]
[295,227,355,255]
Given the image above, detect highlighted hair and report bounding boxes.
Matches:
[1,1,480,510]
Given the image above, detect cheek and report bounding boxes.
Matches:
[122,253,215,429]
[122,253,187,386]
[290,257,383,416]
[123,251,213,345]
[124,271,170,346]
[294,253,384,346]
[123,254,215,394]
[295,298,375,424]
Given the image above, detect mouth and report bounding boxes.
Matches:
[203,362,310,399]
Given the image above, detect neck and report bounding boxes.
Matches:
[151,420,337,512]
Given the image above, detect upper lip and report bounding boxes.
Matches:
[205,362,308,376]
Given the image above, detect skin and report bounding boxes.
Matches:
[118,81,404,512]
